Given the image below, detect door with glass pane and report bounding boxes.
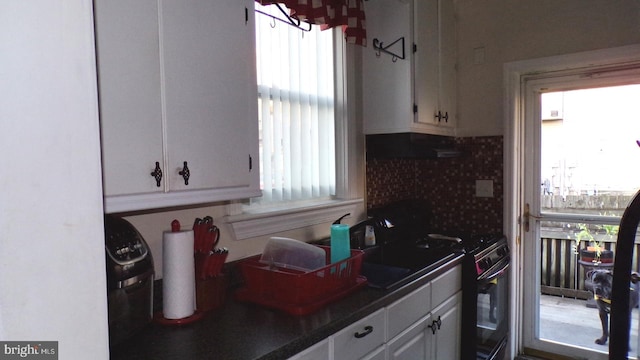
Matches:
[522,72,640,358]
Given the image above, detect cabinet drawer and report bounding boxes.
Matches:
[386,282,431,340]
[431,265,461,307]
[333,309,386,360]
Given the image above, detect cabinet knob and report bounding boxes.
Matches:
[150,162,163,187]
[354,325,373,339]
[435,111,449,123]
[427,316,442,335]
[178,161,190,185]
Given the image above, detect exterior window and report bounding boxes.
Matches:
[253,3,336,206]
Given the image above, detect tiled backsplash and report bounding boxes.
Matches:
[366,136,503,234]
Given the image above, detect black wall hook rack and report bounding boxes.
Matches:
[373,37,406,62]
[255,4,312,32]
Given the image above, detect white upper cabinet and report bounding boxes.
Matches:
[95,0,261,213]
[363,0,457,136]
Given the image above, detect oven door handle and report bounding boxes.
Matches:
[478,260,510,283]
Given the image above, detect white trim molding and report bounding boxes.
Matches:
[225,199,363,240]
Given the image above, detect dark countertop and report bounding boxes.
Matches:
[110,253,464,360]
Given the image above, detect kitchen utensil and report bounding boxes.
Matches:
[192,218,203,252]
[204,225,219,252]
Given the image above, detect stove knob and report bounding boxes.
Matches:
[478,260,487,271]
[478,258,492,271]
[497,246,509,257]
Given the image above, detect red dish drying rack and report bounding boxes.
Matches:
[235,246,367,315]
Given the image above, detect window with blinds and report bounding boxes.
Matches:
[253,4,336,205]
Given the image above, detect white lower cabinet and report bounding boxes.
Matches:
[386,292,461,360]
[387,265,461,360]
[333,309,387,359]
[288,265,461,360]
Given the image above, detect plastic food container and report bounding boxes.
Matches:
[259,237,326,271]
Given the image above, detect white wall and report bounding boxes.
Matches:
[456,0,640,137]
[0,1,109,358]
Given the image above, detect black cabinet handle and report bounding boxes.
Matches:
[428,321,437,334]
[354,325,373,339]
[435,111,449,123]
[178,161,190,185]
[428,316,442,335]
[150,162,163,187]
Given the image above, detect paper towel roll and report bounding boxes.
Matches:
[162,229,195,319]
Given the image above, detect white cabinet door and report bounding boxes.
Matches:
[414,0,456,133]
[161,0,259,192]
[95,0,164,197]
[362,0,413,135]
[387,313,432,360]
[387,282,431,340]
[438,0,457,129]
[333,309,386,360]
[413,0,438,129]
[432,292,462,359]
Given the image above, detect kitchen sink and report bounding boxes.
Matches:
[359,243,459,290]
[360,262,411,289]
[314,233,461,290]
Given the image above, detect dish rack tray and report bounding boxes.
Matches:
[235,246,366,315]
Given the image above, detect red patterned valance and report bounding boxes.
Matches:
[256,0,366,46]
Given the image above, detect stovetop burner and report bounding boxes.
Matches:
[462,233,506,254]
[415,234,463,252]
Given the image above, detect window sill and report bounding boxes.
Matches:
[225,198,364,240]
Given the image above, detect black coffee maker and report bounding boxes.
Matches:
[104,215,154,346]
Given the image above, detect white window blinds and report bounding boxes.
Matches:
[254,5,336,204]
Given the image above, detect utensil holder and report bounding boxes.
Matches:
[196,274,227,312]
